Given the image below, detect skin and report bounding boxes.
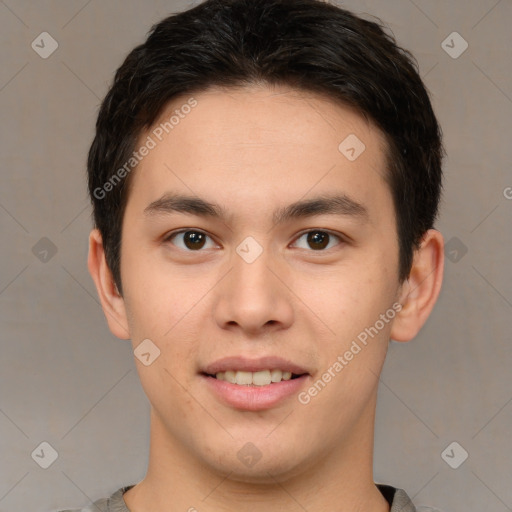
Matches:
[88,84,444,512]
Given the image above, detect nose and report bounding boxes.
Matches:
[212,243,294,336]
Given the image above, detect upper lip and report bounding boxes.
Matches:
[202,356,310,376]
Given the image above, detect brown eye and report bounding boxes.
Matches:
[165,230,215,251]
[292,230,343,251]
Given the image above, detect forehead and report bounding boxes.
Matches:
[126,84,393,227]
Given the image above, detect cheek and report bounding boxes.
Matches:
[298,261,398,394]
[121,250,185,335]
[294,265,389,339]
[129,326,199,418]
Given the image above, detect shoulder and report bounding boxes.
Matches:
[391,487,416,512]
[54,498,108,512]
[376,483,416,512]
[54,485,134,512]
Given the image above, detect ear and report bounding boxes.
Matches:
[87,228,130,339]
[390,229,444,342]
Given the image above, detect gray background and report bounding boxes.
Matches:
[0,0,511,511]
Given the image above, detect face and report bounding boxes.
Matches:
[118,84,403,482]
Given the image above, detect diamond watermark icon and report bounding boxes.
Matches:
[32,237,58,263]
[441,441,468,469]
[31,32,59,59]
[236,236,263,264]
[441,32,468,59]
[338,134,366,161]
[134,338,161,366]
[31,441,58,469]
[444,236,468,263]
[237,442,262,468]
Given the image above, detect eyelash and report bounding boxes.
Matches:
[163,228,345,253]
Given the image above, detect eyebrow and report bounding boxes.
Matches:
[143,192,369,225]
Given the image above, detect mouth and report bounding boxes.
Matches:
[199,355,311,410]
[200,370,310,411]
[201,369,306,386]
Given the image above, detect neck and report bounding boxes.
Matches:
[124,394,390,512]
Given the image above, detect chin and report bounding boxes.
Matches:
[203,446,308,484]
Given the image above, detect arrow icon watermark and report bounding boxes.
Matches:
[134,339,161,366]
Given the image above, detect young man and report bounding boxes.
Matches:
[66,0,445,510]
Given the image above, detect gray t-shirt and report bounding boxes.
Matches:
[58,483,417,511]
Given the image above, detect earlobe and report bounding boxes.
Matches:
[87,228,131,340]
[390,229,444,342]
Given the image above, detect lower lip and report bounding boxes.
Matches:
[201,374,309,411]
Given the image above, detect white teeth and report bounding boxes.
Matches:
[224,370,236,384]
[235,371,253,385]
[270,369,282,382]
[214,369,296,385]
[253,370,272,386]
